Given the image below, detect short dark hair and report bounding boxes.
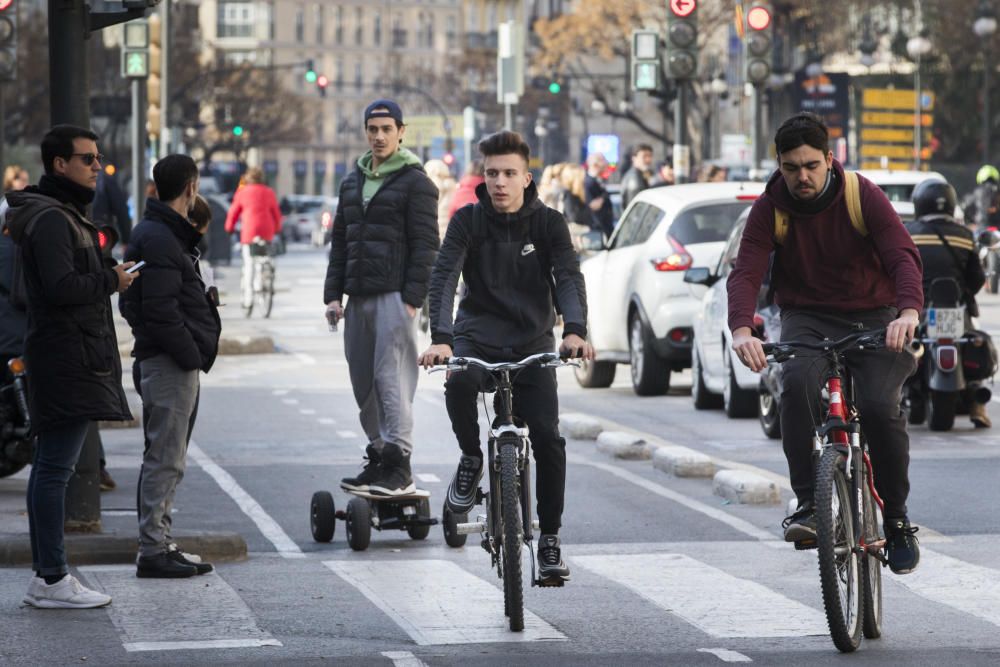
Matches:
[632,143,653,157]
[153,154,199,202]
[774,112,829,156]
[478,131,530,164]
[40,125,99,175]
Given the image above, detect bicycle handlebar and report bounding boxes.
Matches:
[427,352,580,374]
[762,328,886,362]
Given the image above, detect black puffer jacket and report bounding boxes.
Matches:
[4,176,131,431]
[905,214,986,317]
[323,163,439,307]
[428,182,588,355]
[120,198,222,372]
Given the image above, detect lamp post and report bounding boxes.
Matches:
[975,0,997,165]
[710,74,728,161]
[906,31,932,169]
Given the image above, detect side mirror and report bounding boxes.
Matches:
[683,267,717,286]
[579,231,605,252]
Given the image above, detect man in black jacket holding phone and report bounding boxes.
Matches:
[120,154,221,578]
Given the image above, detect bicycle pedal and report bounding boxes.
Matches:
[794,539,818,551]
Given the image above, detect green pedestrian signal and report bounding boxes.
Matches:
[123,50,149,78]
[232,125,244,137]
[305,58,317,83]
[548,81,561,94]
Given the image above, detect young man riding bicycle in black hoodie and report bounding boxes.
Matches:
[418,131,594,583]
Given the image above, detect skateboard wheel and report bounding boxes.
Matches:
[407,498,432,540]
[346,496,372,551]
[310,491,335,543]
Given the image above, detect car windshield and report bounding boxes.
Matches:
[293,201,325,213]
[670,202,753,245]
[878,184,916,202]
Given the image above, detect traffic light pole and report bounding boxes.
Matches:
[673,81,690,184]
[132,79,145,226]
[161,1,170,155]
[754,85,764,170]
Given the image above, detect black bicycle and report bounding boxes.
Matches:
[763,329,887,653]
[431,352,576,632]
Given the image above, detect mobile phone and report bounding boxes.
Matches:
[125,260,146,274]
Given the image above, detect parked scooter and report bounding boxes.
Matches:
[0,357,33,478]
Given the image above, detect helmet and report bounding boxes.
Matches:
[912,178,957,218]
[976,165,1000,185]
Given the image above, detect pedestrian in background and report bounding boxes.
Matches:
[120,155,220,578]
[424,158,457,240]
[325,99,439,496]
[620,144,654,209]
[584,153,614,238]
[447,159,484,219]
[1,165,30,378]
[6,125,136,608]
[538,163,567,210]
[649,159,676,187]
[224,166,282,310]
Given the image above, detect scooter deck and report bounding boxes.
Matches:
[344,488,431,502]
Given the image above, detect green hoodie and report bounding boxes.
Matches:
[358,147,423,208]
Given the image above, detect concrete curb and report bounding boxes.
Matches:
[596,431,651,460]
[712,470,781,505]
[560,413,604,440]
[0,531,248,568]
[217,335,276,355]
[651,445,716,478]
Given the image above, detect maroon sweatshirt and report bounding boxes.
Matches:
[727,160,923,333]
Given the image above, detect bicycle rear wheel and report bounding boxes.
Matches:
[861,466,883,639]
[499,438,524,632]
[258,263,274,318]
[815,447,863,652]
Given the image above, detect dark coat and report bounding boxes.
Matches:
[620,166,651,211]
[4,177,131,431]
[0,214,28,357]
[120,198,222,372]
[323,163,439,307]
[905,214,986,317]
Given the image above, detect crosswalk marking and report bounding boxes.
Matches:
[895,548,1000,628]
[698,648,753,663]
[573,553,828,638]
[382,651,430,667]
[324,560,567,645]
[337,429,358,439]
[79,566,281,652]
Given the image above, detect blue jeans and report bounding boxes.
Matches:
[27,419,91,577]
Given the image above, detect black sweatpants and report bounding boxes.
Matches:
[779,307,917,519]
[444,341,566,535]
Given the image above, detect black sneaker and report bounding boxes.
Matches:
[166,544,213,575]
[341,444,382,492]
[885,516,920,574]
[136,552,198,578]
[446,455,483,514]
[537,534,570,583]
[782,502,817,542]
[368,444,415,496]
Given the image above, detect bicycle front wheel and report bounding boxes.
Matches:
[861,465,883,639]
[499,438,524,632]
[815,447,863,652]
[258,263,275,318]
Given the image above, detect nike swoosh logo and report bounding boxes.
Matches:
[521,244,536,256]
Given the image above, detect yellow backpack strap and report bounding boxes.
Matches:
[774,208,789,245]
[844,170,868,237]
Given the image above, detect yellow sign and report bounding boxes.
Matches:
[404,114,462,146]
[862,112,933,127]
[862,88,935,112]
[860,144,932,159]
[861,128,933,143]
[861,160,934,171]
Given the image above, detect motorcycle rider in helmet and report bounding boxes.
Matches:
[906,179,990,428]
[963,165,1000,230]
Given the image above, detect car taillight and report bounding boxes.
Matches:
[322,211,333,229]
[651,235,693,271]
[668,327,692,343]
[736,194,759,201]
[936,345,958,371]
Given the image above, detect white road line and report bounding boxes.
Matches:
[101,510,136,517]
[272,389,290,396]
[295,352,317,366]
[79,566,282,652]
[573,554,827,638]
[382,651,429,667]
[324,560,566,645]
[416,473,440,483]
[567,455,776,541]
[895,548,1000,627]
[282,398,299,405]
[337,429,358,439]
[317,417,337,425]
[697,648,753,663]
[188,442,304,559]
[299,408,316,415]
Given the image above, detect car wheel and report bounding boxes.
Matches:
[723,351,758,418]
[629,313,670,396]
[691,346,722,409]
[758,379,781,439]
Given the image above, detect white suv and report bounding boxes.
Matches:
[576,182,764,395]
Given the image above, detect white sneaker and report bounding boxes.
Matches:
[25,574,111,609]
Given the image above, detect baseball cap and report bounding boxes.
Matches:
[364,99,404,125]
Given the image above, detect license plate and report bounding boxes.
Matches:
[927,307,964,340]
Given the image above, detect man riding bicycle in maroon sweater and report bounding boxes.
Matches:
[728,112,924,575]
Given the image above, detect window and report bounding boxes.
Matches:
[315,4,324,43]
[335,6,343,44]
[718,215,749,277]
[610,202,650,250]
[295,6,304,42]
[392,14,406,47]
[217,1,255,38]
[425,15,434,48]
[354,62,363,91]
[446,15,456,49]
[335,60,344,91]
[221,50,257,65]
[315,113,324,144]
[355,8,363,45]
[374,14,381,45]
[669,202,751,246]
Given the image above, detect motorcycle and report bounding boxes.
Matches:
[976,228,1000,293]
[0,357,33,478]
[905,278,989,431]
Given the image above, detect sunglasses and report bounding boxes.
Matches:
[71,153,105,166]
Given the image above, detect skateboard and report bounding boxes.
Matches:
[310,487,438,551]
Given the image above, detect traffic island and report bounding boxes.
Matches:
[596,431,652,460]
[217,335,275,355]
[0,530,248,567]
[712,470,781,505]
[560,413,604,440]
[652,446,716,478]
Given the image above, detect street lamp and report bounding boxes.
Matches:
[974,0,997,165]
[906,31,932,169]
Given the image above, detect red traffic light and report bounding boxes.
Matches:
[317,75,329,88]
[669,0,696,18]
[0,0,12,11]
[98,230,107,248]
[442,153,455,166]
[747,6,771,31]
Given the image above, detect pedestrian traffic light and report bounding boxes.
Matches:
[630,30,660,91]
[744,2,773,85]
[548,80,561,94]
[305,58,317,84]
[146,13,162,138]
[232,125,244,137]
[316,74,328,97]
[665,0,698,80]
[442,153,455,166]
[0,0,19,82]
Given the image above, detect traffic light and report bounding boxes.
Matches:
[305,58,317,83]
[146,12,162,138]
[232,125,244,137]
[548,80,561,94]
[0,0,18,82]
[665,0,698,80]
[316,74,328,97]
[744,2,773,85]
[630,30,659,91]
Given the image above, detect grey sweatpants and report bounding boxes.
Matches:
[343,292,419,454]
[136,354,200,557]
